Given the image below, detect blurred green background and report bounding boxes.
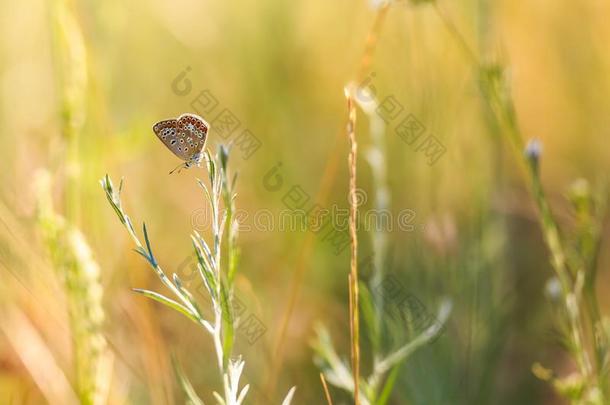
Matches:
[1,0,609,403]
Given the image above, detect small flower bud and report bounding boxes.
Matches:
[525,138,542,160]
[525,139,542,172]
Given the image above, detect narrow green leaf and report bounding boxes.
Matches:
[171,355,205,405]
[173,273,204,319]
[133,247,154,266]
[197,179,214,207]
[375,365,400,405]
[227,245,239,286]
[359,282,380,351]
[207,152,216,185]
[231,173,238,192]
[101,175,126,223]
[219,281,234,366]
[192,237,217,301]
[281,386,297,405]
[194,232,216,271]
[212,392,225,405]
[132,288,199,324]
[142,222,157,266]
[374,300,452,375]
[219,144,229,171]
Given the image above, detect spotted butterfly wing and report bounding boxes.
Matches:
[176,113,209,160]
[152,118,185,159]
[152,113,209,162]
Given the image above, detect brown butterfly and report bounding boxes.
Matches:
[152,113,209,173]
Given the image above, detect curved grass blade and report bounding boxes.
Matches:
[172,355,205,405]
[132,288,199,324]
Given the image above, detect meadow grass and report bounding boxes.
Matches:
[1,0,609,403]
[479,64,610,404]
[33,0,111,403]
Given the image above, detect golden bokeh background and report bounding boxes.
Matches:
[1,0,609,403]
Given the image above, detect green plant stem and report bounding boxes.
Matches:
[433,2,479,67]
[101,152,249,403]
[524,145,593,384]
[484,69,594,389]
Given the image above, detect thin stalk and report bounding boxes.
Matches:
[266,4,390,397]
[526,146,592,382]
[527,163,574,297]
[481,63,594,390]
[346,90,361,405]
[432,2,479,68]
[320,373,334,405]
[356,3,390,83]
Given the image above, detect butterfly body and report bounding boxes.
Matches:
[152,113,209,173]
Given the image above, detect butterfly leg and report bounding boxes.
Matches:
[169,161,189,175]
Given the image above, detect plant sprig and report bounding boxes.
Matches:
[101,146,294,405]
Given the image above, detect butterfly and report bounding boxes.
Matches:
[152,113,209,173]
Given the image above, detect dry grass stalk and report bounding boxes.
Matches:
[346,89,360,405]
[266,4,391,398]
[320,372,334,405]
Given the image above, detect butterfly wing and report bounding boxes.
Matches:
[152,118,193,161]
[176,113,209,159]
